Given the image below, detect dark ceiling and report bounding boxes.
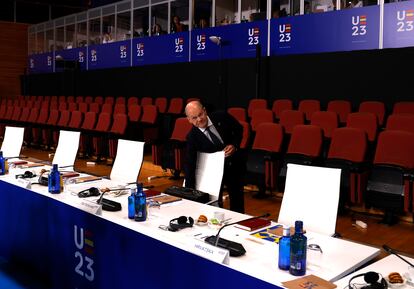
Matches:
[0,0,116,24]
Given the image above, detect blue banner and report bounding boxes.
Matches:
[383,1,414,48]
[191,21,268,62]
[88,40,131,70]
[55,47,87,71]
[270,6,379,55]
[132,32,189,66]
[28,52,54,74]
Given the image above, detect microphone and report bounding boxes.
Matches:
[382,244,414,267]
[205,213,271,257]
[97,190,122,212]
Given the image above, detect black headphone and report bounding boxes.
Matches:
[348,272,387,289]
[15,171,36,179]
[78,187,101,198]
[169,216,194,231]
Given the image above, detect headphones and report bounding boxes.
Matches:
[169,216,194,232]
[15,171,36,179]
[348,272,387,289]
[78,187,101,198]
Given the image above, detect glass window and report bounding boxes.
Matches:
[89,17,101,45]
[36,31,45,53]
[151,4,168,36]
[171,0,189,33]
[66,24,75,49]
[116,11,131,41]
[56,27,64,51]
[242,0,267,22]
[77,21,87,47]
[28,33,36,55]
[133,7,150,37]
[215,0,238,26]
[102,14,115,43]
[273,0,294,16]
[46,29,54,52]
[194,0,212,29]
[310,0,335,13]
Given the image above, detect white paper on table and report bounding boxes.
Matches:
[195,151,225,200]
[110,139,144,183]
[278,164,341,236]
[1,126,25,158]
[52,130,80,167]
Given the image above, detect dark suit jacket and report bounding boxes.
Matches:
[184,111,243,189]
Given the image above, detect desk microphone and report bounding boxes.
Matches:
[382,245,414,267]
[97,190,122,212]
[205,213,271,257]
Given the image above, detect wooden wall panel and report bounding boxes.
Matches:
[0,21,28,100]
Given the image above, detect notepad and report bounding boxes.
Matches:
[151,195,182,205]
[235,217,271,231]
[74,175,102,184]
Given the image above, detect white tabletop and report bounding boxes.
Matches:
[1,162,381,287]
[335,254,414,289]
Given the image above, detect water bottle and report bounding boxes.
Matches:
[0,151,6,175]
[48,164,62,194]
[134,183,147,221]
[128,187,136,219]
[278,226,291,270]
[289,220,307,276]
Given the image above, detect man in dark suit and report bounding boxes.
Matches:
[184,101,245,213]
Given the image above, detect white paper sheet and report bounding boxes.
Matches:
[1,126,25,158]
[195,151,225,200]
[52,130,80,167]
[110,139,144,183]
[278,164,341,236]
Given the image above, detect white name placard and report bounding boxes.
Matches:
[189,239,230,265]
[74,199,102,215]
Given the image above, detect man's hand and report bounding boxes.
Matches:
[223,145,236,157]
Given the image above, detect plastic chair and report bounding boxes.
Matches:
[227,107,247,123]
[272,99,293,121]
[359,101,385,127]
[140,97,153,106]
[393,102,414,115]
[279,125,323,180]
[155,97,168,113]
[250,108,274,132]
[247,99,267,118]
[298,99,321,122]
[385,113,414,134]
[325,127,368,208]
[78,111,97,158]
[365,130,414,225]
[279,110,305,135]
[310,111,338,139]
[167,98,184,114]
[347,112,378,143]
[245,123,284,198]
[156,117,192,178]
[327,100,352,125]
[108,114,129,163]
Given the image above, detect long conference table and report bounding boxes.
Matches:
[0,163,381,289]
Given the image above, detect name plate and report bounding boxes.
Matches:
[15,178,32,189]
[189,239,230,265]
[75,199,102,215]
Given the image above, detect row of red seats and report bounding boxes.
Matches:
[2,96,187,116]
[230,99,414,127]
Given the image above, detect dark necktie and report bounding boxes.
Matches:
[206,126,223,149]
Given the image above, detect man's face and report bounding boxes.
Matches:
[186,106,208,128]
